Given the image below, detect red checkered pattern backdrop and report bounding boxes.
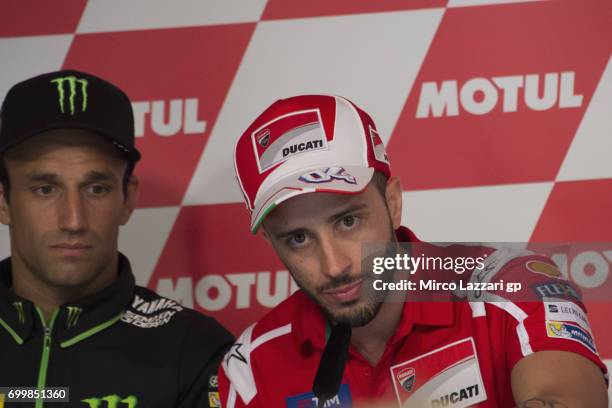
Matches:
[1,0,611,394]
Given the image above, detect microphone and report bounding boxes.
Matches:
[312,322,352,408]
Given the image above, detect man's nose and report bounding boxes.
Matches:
[319,233,352,279]
[58,190,88,233]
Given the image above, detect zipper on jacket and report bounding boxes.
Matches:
[34,307,58,408]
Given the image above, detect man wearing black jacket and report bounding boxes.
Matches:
[0,70,233,407]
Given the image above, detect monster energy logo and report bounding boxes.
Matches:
[50,76,88,115]
[66,306,82,329]
[82,395,137,408]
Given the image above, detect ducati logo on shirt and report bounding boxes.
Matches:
[390,337,487,408]
[396,367,416,392]
[286,383,352,408]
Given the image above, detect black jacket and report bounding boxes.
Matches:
[0,254,234,407]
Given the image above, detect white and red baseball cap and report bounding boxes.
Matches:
[234,95,391,233]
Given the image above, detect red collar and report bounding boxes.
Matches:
[292,226,455,351]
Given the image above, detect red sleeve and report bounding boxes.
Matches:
[503,300,608,377]
[488,254,608,378]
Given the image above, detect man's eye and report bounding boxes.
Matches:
[86,185,110,195]
[34,185,56,196]
[288,232,308,247]
[340,215,358,229]
[292,233,306,244]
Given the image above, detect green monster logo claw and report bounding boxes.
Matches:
[66,306,83,329]
[12,301,25,324]
[50,76,88,115]
[82,395,137,408]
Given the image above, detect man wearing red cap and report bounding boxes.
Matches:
[220,95,608,407]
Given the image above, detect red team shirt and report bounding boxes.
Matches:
[219,227,607,407]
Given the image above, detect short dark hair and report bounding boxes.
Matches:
[0,158,8,199]
[370,170,388,198]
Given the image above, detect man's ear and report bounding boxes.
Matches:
[0,184,10,226]
[120,175,140,225]
[384,176,403,230]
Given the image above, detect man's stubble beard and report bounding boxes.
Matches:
[290,222,399,328]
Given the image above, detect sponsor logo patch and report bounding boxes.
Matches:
[299,167,356,184]
[544,299,592,334]
[532,282,581,301]
[286,383,352,408]
[209,374,218,389]
[208,392,220,407]
[546,321,598,354]
[390,337,487,408]
[526,260,563,279]
[225,343,247,365]
[251,109,328,173]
